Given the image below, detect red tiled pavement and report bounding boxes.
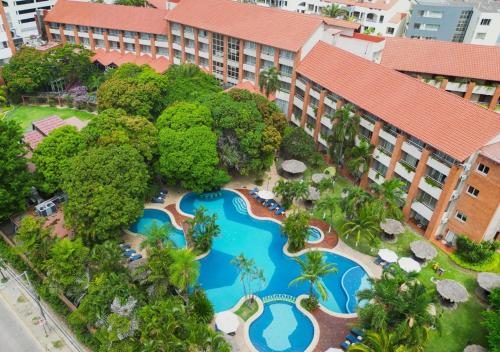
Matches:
[312,309,357,351]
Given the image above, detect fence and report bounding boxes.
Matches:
[21,95,97,112]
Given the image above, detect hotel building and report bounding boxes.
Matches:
[380,37,500,112]
[41,0,500,245]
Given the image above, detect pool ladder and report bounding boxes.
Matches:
[262,294,296,304]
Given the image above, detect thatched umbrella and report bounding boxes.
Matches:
[380,219,405,235]
[410,240,438,261]
[436,279,469,304]
[281,159,307,174]
[306,186,320,201]
[398,257,421,273]
[312,173,328,184]
[477,272,500,293]
[463,345,487,352]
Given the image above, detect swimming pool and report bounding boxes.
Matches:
[306,227,323,243]
[179,190,370,314]
[129,208,186,248]
[249,300,314,352]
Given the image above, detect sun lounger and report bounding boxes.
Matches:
[351,328,365,337]
[129,253,143,262]
[249,187,259,195]
[119,243,131,250]
[340,341,351,350]
[268,203,279,211]
[346,334,361,343]
[275,207,286,216]
[123,249,136,257]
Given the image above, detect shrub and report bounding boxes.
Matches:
[301,296,319,311]
[456,235,499,264]
[190,290,214,324]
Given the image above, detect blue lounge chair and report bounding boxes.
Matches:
[123,249,136,257]
[346,334,361,343]
[129,253,143,262]
[249,187,259,195]
[340,341,350,350]
[351,328,365,337]
[275,207,286,216]
[374,257,383,265]
[268,202,279,211]
[119,243,131,250]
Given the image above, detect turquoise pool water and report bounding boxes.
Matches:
[306,227,322,243]
[179,190,370,314]
[129,208,186,248]
[249,301,314,352]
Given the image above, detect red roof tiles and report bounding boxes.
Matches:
[24,130,45,150]
[166,0,324,52]
[297,41,500,161]
[226,81,276,100]
[44,0,168,35]
[352,32,385,43]
[92,49,171,73]
[33,115,66,135]
[480,142,500,164]
[322,17,361,30]
[381,38,500,82]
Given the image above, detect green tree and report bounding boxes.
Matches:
[258,66,279,99]
[114,0,146,5]
[185,206,220,253]
[14,216,54,271]
[44,238,90,297]
[482,288,500,351]
[62,145,149,244]
[321,4,347,18]
[280,127,317,163]
[0,120,31,220]
[189,289,214,324]
[97,64,169,119]
[89,240,126,275]
[347,139,373,182]
[348,330,407,352]
[273,179,309,208]
[139,222,172,250]
[289,250,337,309]
[342,204,380,247]
[81,108,157,162]
[316,195,340,231]
[158,125,230,192]
[341,185,373,220]
[231,253,266,302]
[136,247,174,302]
[282,210,311,252]
[328,104,360,167]
[32,125,84,194]
[156,102,213,131]
[169,248,199,301]
[370,178,405,219]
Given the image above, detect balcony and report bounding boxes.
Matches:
[473,85,496,96]
[401,141,422,160]
[446,81,468,92]
[427,156,451,176]
[411,201,434,221]
[418,177,442,199]
[293,96,304,108]
[296,78,306,91]
[378,129,397,145]
[373,148,391,167]
[368,168,384,184]
[321,115,333,129]
[395,162,415,182]
[360,117,375,131]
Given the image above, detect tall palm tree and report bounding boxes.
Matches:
[347,139,374,182]
[231,253,255,301]
[341,185,373,220]
[315,195,341,231]
[348,330,406,352]
[328,104,360,167]
[342,205,379,246]
[320,4,347,18]
[169,248,200,302]
[370,178,405,219]
[140,222,171,250]
[289,250,337,302]
[273,179,310,208]
[259,66,279,99]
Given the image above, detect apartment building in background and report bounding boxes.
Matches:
[380,38,500,112]
[406,0,500,46]
[254,0,411,37]
[41,0,500,246]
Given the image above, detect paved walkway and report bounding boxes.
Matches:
[312,309,357,352]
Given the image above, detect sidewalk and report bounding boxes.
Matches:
[0,264,87,352]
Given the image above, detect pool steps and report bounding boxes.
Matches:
[262,294,296,304]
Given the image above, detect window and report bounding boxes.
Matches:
[466,185,479,197]
[227,37,239,62]
[279,81,291,93]
[386,27,394,35]
[20,18,35,23]
[93,27,103,35]
[477,163,490,175]
[184,26,193,34]
[198,30,208,38]
[372,160,388,177]
[426,167,447,185]
[227,64,239,80]
[261,45,274,57]
[186,53,195,63]
[199,57,209,67]
[260,59,274,70]
[455,212,467,223]
[140,45,151,53]
[279,50,294,60]
[199,42,209,52]
[156,35,167,42]
[212,60,223,77]
[413,23,421,30]
[475,32,486,40]
[109,41,119,50]
[157,47,168,56]
[418,190,438,210]
[244,71,255,81]
[94,39,105,48]
[171,23,180,32]
[108,29,120,37]
[244,41,256,50]
[65,24,74,31]
[124,31,135,39]
[125,42,135,52]
[49,22,59,29]
[78,25,88,32]
[359,126,372,141]
[65,35,75,44]
[400,151,418,169]
[212,33,223,58]
[378,138,394,154]
[480,18,491,26]
[184,38,194,48]
[276,99,288,113]
[140,33,151,40]
[279,64,293,77]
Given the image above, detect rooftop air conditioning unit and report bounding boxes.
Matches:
[35,200,56,217]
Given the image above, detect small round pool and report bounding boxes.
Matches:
[249,301,314,352]
[306,227,323,244]
[129,208,186,248]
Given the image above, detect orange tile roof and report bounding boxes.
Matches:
[92,49,171,73]
[166,0,324,52]
[381,38,500,82]
[352,32,385,43]
[322,17,361,30]
[226,81,276,101]
[44,0,168,35]
[297,41,500,161]
[480,142,500,164]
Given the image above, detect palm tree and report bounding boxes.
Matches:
[273,179,310,208]
[231,253,255,301]
[315,195,341,231]
[348,330,406,352]
[328,104,360,167]
[169,248,200,302]
[341,185,373,219]
[289,250,337,303]
[137,246,174,301]
[140,222,171,250]
[347,139,374,182]
[370,178,405,219]
[321,4,347,18]
[342,205,379,246]
[259,66,279,99]
[344,15,357,22]
[283,210,311,252]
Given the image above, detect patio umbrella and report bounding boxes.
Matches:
[324,166,336,177]
[306,186,320,201]
[464,345,487,352]
[281,159,307,174]
[398,257,421,273]
[257,190,275,200]
[410,240,438,260]
[436,279,469,303]
[477,272,500,293]
[380,219,405,236]
[378,248,398,263]
[215,311,240,334]
[312,173,328,184]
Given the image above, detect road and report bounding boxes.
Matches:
[0,295,43,352]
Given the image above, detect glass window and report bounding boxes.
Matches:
[466,185,479,197]
[279,50,294,60]
[184,26,193,34]
[400,151,418,169]
[65,24,74,31]
[261,45,275,56]
[372,160,388,177]
[171,23,180,31]
[140,45,151,53]
[244,71,255,81]
[418,190,438,210]
[108,29,120,37]
[93,27,103,35]
[244,41,256,50]
[378,138,394,154]
[157,47,168,56]
[140,33,151,40]
[227,37,239,62]
[244,55,256,65]
[212,33,223,58]
[477,163,490,175]
[480,18,491,26]
[199,57,209,67]
[156,35,167,42]
[426,167,447,185]
[227,65,239,80]
[455,212,467,222]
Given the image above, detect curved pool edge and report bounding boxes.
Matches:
[238,295,264,352]
[306,225,325,244]
[296,295,320,352]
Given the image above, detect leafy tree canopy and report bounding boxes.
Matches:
[81,108,157,162]
[164,64,221,106]
[280,126,317,163]
[62,145,149,244]
[97,64,169,119]
[156,102,212,131]
[282,210,311,252]
[14,215,54,271]
[482,288,500,351]
[0,119,31,220]
[32,125,84,194]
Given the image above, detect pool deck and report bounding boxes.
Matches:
[312,309,358,351]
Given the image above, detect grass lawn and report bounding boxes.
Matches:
[309,183,489,352]
[235,300,259,321]
[3,105,95,130]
